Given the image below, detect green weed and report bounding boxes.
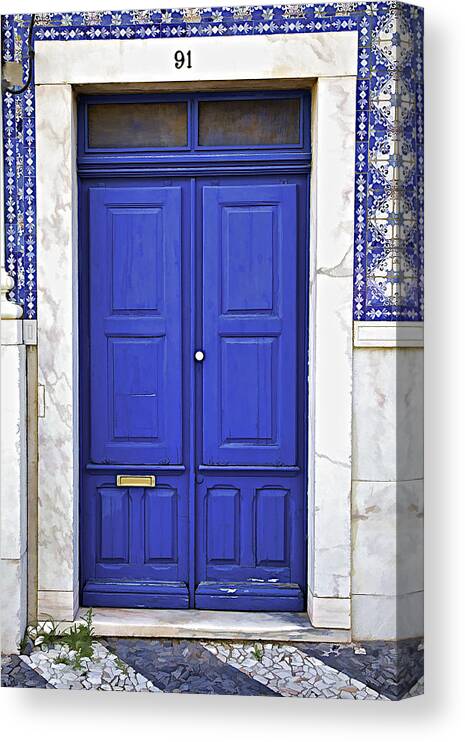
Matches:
[252,643,264,662]
[27,608,95,670]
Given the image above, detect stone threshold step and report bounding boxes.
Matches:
[77,607,351,643]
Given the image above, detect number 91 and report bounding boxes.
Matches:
[174,50,192,69]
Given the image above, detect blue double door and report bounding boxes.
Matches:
[80,174,308,611]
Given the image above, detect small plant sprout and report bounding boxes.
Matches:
[252,643,264,662]
[115,657,129,676]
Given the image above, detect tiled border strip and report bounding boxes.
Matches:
[1,2,423,322]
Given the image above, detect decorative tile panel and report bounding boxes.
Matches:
[1,2,424,320]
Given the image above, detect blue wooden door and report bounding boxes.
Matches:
[81,183,190,608]
[195,179,306,610]
[80,176,307,611]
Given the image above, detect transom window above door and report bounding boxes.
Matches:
[87,101,189,149]
[78,91,311,167]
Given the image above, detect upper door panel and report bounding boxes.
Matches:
[202,183,298,467]
[88,186,183,465]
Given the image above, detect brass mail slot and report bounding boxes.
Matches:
[116,475,156,488]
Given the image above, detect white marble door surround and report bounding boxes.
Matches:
[33,30,422,639]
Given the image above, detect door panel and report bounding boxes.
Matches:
[111,209,162,310]
[98,486,130,563]
[220,337,276,445]
[89,186,182,465]
[206,486,240,564]
[144,486,179,563]
[202,184,297,466]
[255,487,289,566]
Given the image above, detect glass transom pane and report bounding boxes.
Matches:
[87,102,188,149]
[198,98,301,147]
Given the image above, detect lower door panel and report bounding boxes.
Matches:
[194,473,305,611]
[81,471,189,609]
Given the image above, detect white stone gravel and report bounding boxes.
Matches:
[21,641,162,692]
[201,641,388,700]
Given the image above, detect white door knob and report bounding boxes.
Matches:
[194,350,205,362]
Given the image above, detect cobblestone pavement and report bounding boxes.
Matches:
[1,654,52,689]
[299,640,424,700]
[1,637,423,700]
[102,637,276,696]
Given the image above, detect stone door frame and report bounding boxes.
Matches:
[35,31,357,633]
